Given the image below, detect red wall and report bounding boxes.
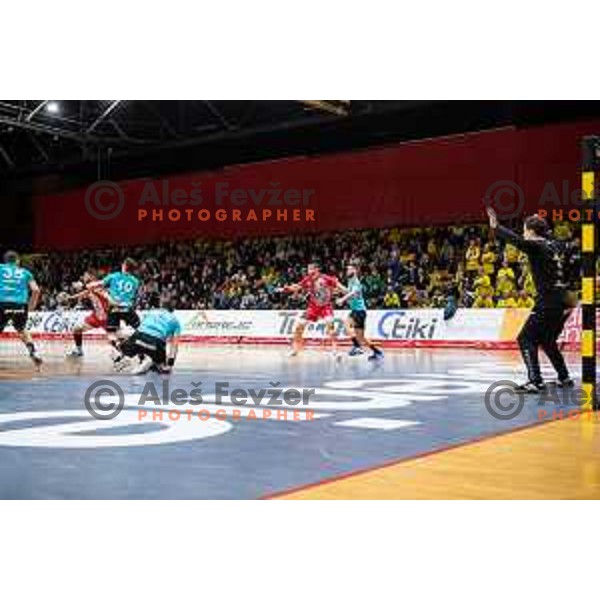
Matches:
[34,119,600,251]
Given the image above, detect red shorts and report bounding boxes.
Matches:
[84,313,108,330]
[303,304,334,323]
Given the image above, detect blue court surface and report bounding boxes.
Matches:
[0,344,582,499]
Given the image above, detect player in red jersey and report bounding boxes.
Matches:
[66,271,112,357]
[278,262,345,356]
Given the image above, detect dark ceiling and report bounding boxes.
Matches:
[1,100,599,188]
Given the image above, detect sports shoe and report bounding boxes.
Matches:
[113,355,131,372]
[110,347,122,361]
[348,347,364,357]
[131,356,154,375]
[30,352,43,367]
[67,348,84,358]
[368,349,384,361]
[514,381,546,394]
[556,377,575,388]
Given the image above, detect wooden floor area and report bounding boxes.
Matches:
[279,416,600,499]
[1,342,595,499]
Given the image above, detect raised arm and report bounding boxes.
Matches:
[336,280,349,294]
[278,282,302,293]
[67,288,91,302]
[336,284,357,306]
[486,207,535,252]
[87,279,105,290]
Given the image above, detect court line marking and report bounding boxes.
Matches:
[261,415,563,499]
[334,417,419,430]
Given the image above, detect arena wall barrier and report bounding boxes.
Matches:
[2,308,584,349]
[34,119,600,251]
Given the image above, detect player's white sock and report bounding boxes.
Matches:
[131,356,154,375]
[113,356,133,372]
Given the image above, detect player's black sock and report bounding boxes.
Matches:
[368,344,382,355]
[26,342,36,356]
[351,337,361,348]
[74,331,83,349]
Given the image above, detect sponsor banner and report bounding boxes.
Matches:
[182,308,507,342]
[560,308,581,345]
[498,308,530,341]
[22,309,86,334]
[371,308,504,342]
[6,308,515,343]
[6,307,590,349]
[557,307,600,345]
[180,310,257,337]
[499,306,588,347]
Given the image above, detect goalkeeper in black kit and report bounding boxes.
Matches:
[487,207,574,392]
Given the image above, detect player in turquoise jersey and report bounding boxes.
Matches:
[336,261,384,360]
[116,299,181,375]
[0,250,43,366]
[91,257,141,349]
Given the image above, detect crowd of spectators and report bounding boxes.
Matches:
[24,220,581,312]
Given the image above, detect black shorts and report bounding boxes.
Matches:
[349,309,367,330]
[0,303,29,333]
[120,331,167,364]
[519,301,570,346]
[106,308,140,332]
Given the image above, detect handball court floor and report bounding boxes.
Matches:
[0,341,599,499]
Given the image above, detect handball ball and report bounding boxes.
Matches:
[56,292,70,306]
[72,281,84,293]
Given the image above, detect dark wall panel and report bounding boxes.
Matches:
[34,119,600,251]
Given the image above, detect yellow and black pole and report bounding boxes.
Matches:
[581,136,599,411]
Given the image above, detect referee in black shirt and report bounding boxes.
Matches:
[487,207,574,392]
